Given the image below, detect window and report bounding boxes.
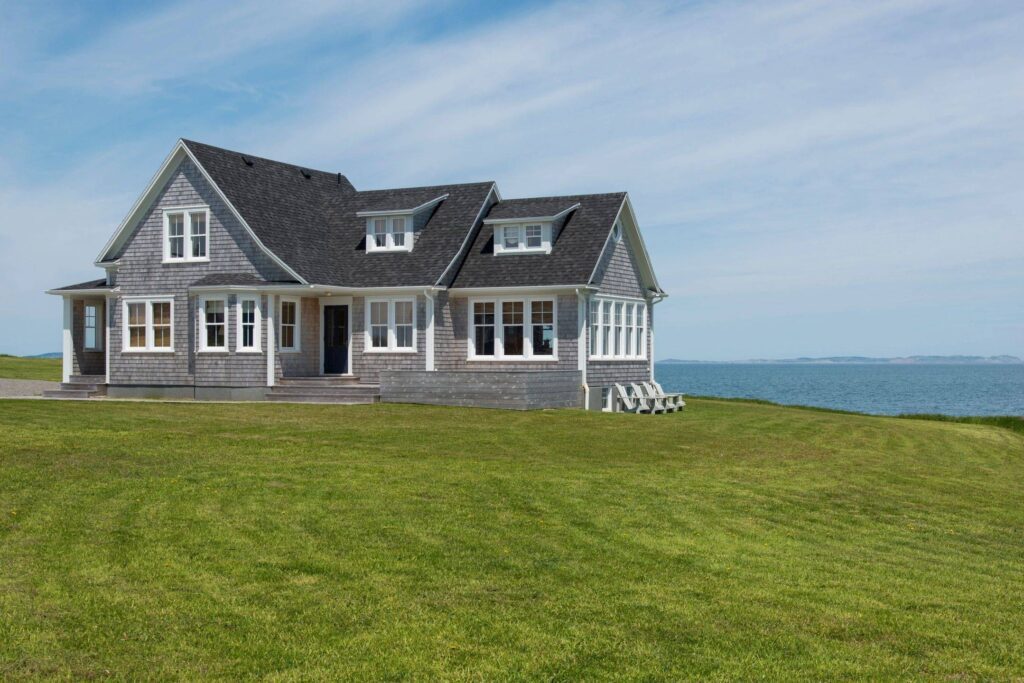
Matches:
[503,226,520,250]
[531,300,554,356]
[237,297,260,352]
[164,208,210,262]
[502,301,524,356]
[279,298,300,351]
[122,297,174,352]
[199,297,227,351]
[525,224,543,249]
[468,298,557,359]
[364,298,416,352]
[473,301,495,357]
[365,215,412,252]
[589,296,646,360]
[492,223,552,254]
[84,303,102,351]
[612,221,623,243]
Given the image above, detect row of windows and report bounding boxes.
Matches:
[164,208,208,263]
[469,298,556,360]
[590,298,646,360]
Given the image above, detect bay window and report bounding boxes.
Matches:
[164,207,209,262]
[365,298,416,352]
[199,296,227,352]
[122,297,174,352]
[468,298,557,359]
[589,296,646,360]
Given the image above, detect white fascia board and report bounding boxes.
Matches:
[435,183,500,287]
[45,288,119,296]
[482,203,581,225]
[308,284,446,296]
[356,194,449,218]
[448,284,596,297]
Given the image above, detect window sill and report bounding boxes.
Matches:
[363,348,418,354]
[121,348,175,354]
[589,357,647,362]
[162,258,210,265]
[236,349,263,354]
[467,356,559,362]
[197,349,229,354]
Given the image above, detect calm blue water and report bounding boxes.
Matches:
[655,363,1024,416]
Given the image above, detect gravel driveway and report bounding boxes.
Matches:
[0,379,59,398]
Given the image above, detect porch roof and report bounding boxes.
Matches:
[46,278,113,295]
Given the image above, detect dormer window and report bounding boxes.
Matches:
[365,215,411,253]
[493,223,551,254]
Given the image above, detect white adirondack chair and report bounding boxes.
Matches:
[651,378,684,411]
[615,383,651,413]
[640,382,678,412]
[633,382,666,414]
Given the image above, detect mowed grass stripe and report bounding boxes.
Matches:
[0,398,1022,679]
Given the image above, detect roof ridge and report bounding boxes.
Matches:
[497,191,627,202]
[355,180,496,195]
[180,138,347,181]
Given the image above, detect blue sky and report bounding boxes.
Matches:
[1,0,1022,359]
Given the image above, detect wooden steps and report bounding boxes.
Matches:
[266,376,380,404]
[42,375,107,400]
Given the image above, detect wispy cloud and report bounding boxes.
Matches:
[1,0,1022,357]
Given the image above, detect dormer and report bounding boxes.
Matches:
[484,202,580,255]
[357,194,448,253]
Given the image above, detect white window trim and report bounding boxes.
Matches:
[198,295,228,353]
[492,222,552,255]
[121,296,175,353]
[279,296,301,353]
[83,302,103,352]
[363,297,418,353]
[365,216,413,253]
[162,206,211,263]
[589,295,647,361]
[466,296,558,361]
[236,295,262,353]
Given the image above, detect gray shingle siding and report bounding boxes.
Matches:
[71,298,105,376]
[350,295,427,382]
[109,158,287,386]
[594,236,645,298]
[277,296,320,377]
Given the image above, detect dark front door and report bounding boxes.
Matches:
[323,305,349,374]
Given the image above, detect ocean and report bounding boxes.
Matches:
[655,363,1024,416]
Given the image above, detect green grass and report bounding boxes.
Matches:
[1,399,1022,680]
[0,355,61,381]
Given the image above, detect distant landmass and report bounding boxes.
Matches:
[658,355,1023,365]
[26,352,62,359]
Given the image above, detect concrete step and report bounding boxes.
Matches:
[43,389,103,399]
[277,376,362,387]
[67,374,105,385]
[60,382,107,394]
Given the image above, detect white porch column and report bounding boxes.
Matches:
[576,289,588,409]
[104,297,111,384]
[61,296,73,383]
[648,299,655,381]
[266,294,276,387]
[424,290,435,371]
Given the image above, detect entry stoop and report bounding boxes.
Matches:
[42,375,108,399]
[267,376,380,404]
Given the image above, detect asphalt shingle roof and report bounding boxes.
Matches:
[51,278,112,291]
[451,193,626,289]
[189,273,298,288]
[184,140,494,287]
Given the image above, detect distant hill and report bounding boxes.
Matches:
[27,352,63,359]
[658,355,1023,365]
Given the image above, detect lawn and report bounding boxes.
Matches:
[0,355,61,382]
[0,399,1022,680]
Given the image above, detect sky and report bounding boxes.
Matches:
[1,0,1021,360]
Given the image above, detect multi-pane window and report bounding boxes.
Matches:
[238,297,259,351]
[280,299,299,351]
[123,298,173,351]
[369,301,389,349]
[492,223,552,254]
[473,302,495,357]
[167,213,185,259]
[531,300,554,356]
[127,302,146,349]
[190,211,207,258]
[502,301,524,356]
[503,226,520,250]
[164,208,209,262]
[469,299,556,359]
[589,297,646,360]
[365,298,416,351]
[366,216,412,252]
[524,224,543,249]
[84,304,101,351]
[201,298,226,351]
[394,301,413,348]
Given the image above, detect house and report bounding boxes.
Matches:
[46,140,665,409]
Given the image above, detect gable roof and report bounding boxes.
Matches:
[451,192,628,289]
